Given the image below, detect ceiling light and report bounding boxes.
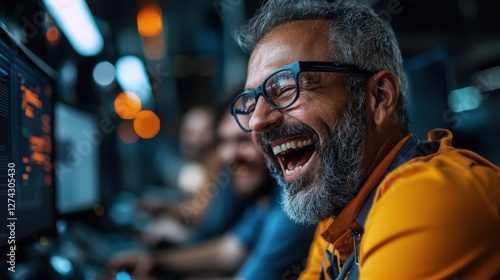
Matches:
[43,0,104,56]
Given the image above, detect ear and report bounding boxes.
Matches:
[366,70,400,127]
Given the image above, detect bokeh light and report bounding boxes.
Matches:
[46,26,60,45]
[93,61,116,86]
[114,92,141,119]
[43,0,104,56]
[39,236,49,246]
[133,110,160,139]
[93,204,105,216]
[115,56,152,104]
[137,4,163,37]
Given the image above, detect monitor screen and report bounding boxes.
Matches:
[54,102,100,215]
[404,47,454,140]
[0,25,56,260]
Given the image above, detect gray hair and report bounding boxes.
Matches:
[233,0,409,132]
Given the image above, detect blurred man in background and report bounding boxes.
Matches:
[102,108,315,279]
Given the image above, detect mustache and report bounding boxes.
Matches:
[225,159,258,175]
[259,122,319,154]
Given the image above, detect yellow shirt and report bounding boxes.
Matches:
[299,129,500,279]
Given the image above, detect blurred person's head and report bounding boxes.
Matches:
[217,110,272,198]
[179,106,215,162]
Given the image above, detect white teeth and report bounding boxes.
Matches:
[285,165,303,175]
[273,146,282,154]
[272,138,314,155]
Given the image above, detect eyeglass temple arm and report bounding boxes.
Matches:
[302,62,377,76]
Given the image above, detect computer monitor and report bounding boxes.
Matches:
[0,24,57,260]
[404,47,455,140]
[54,102,100,215]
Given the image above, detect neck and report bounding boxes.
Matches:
[362,126,407,181]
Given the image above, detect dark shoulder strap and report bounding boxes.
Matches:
[340,136,440,280]
[355,135,424,228]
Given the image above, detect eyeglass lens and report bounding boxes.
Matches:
[234,69,299,130]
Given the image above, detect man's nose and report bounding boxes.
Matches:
[248,99,284,133]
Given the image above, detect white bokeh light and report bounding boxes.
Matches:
[93,61,116,86]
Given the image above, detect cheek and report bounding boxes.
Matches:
[241,148,264,165]
[312,97,341,125]
[286,108,332,146]
[298,83,350,122]
[291,94,347,137]
[217,145,232,162]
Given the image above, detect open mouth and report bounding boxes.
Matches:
[271,137,316,178]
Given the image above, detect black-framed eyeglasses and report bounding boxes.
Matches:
[229,61,376,132]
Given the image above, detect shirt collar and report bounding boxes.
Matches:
[321,134,413,245]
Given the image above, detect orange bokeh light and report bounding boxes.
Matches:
[114,92,142,119]
[46,26,60,45]
[137,4,163,37]
[134,110,160,139]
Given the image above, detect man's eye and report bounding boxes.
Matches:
[246,103,255,113]
[277,86,295,97]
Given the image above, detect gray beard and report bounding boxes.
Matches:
[266,101,367,225]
